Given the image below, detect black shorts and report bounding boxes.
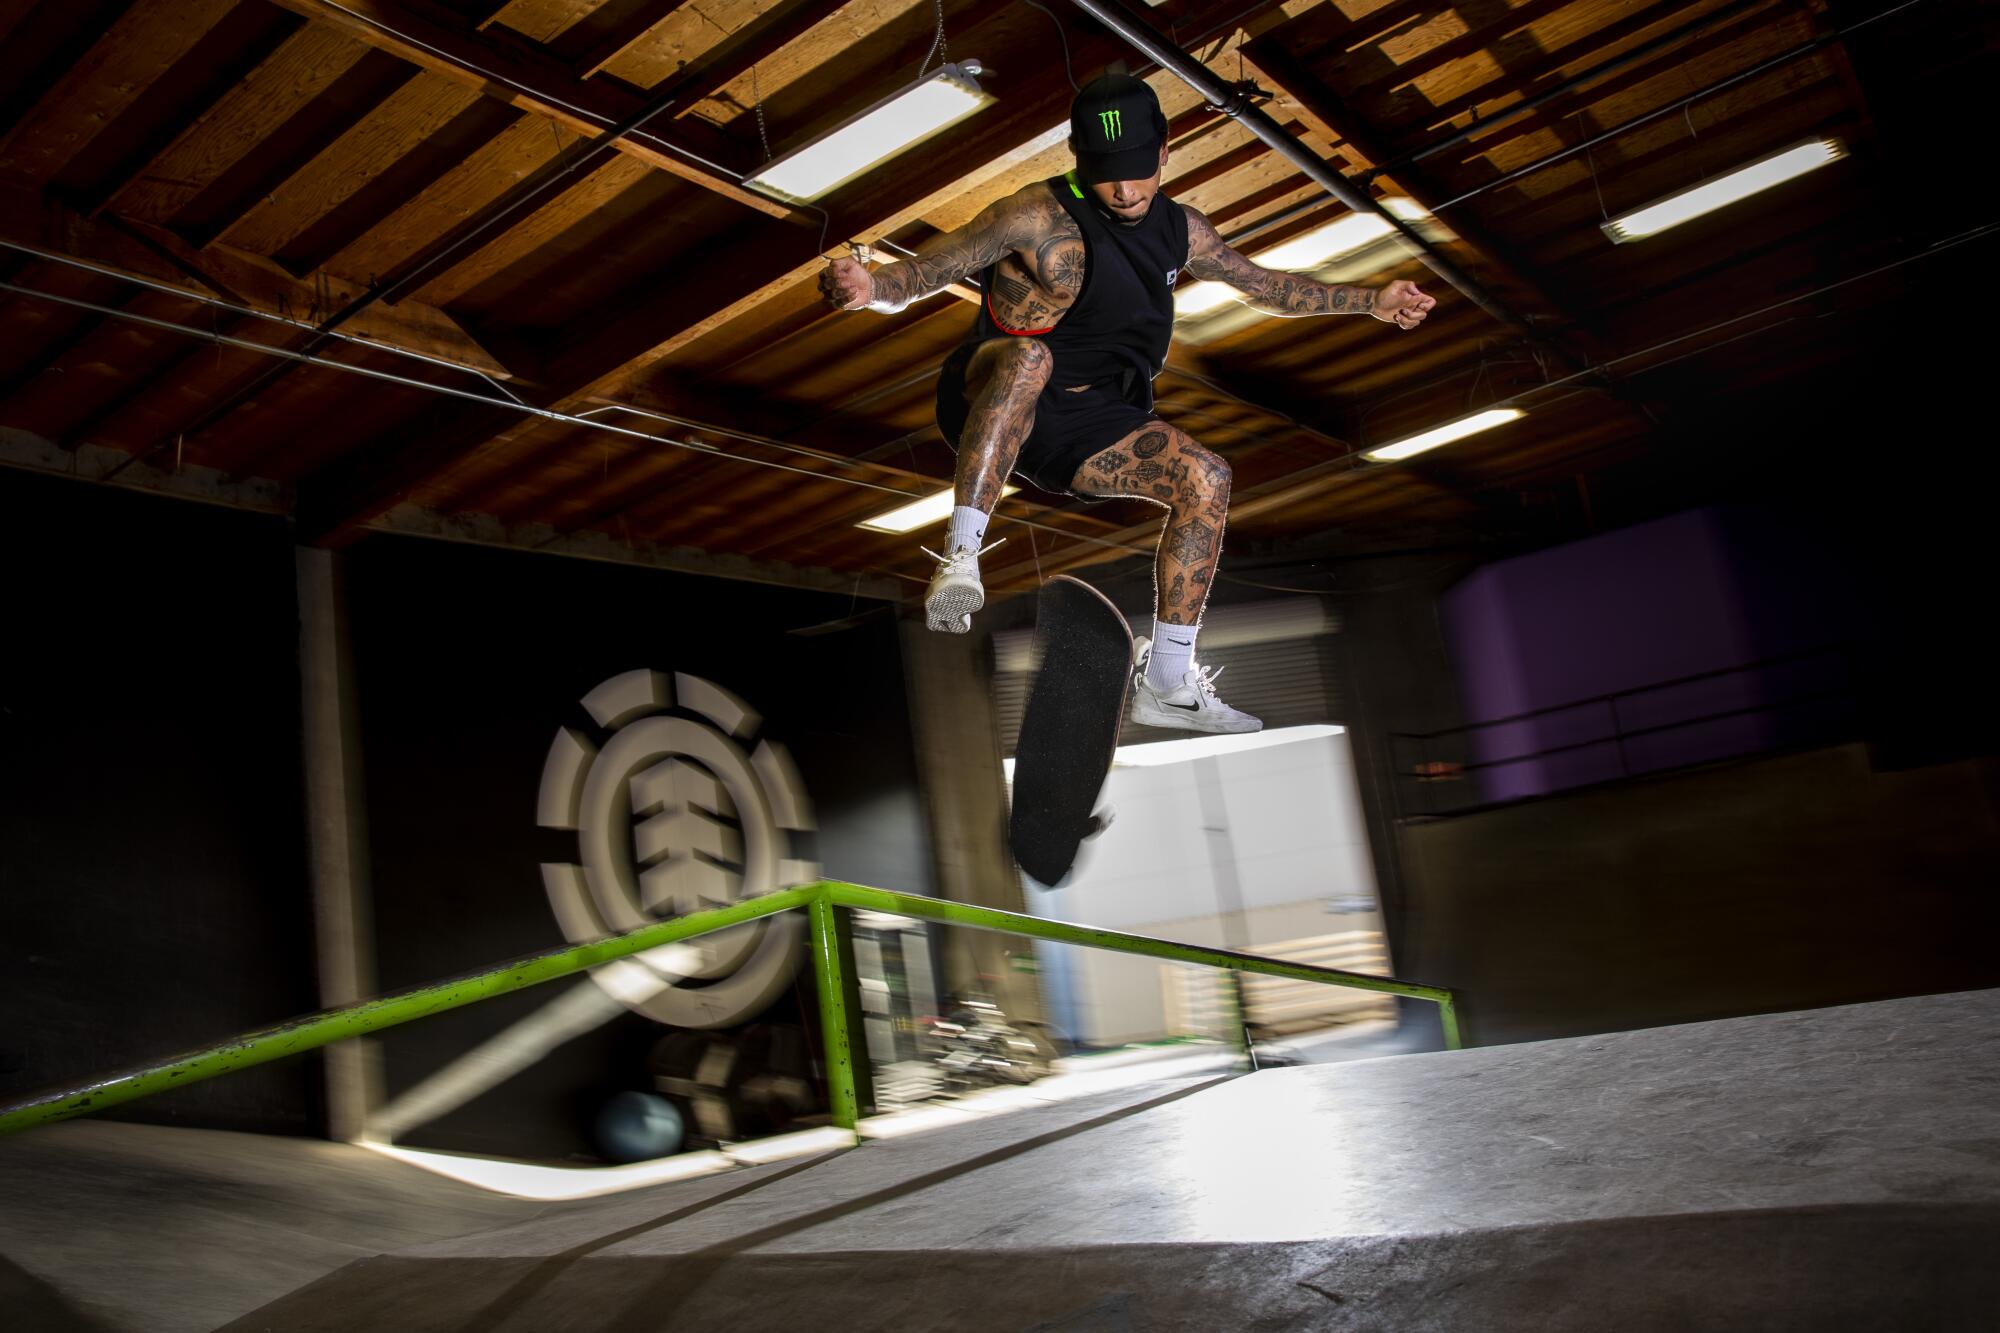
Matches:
[935,341,1159,498]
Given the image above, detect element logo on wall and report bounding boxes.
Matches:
[537,669,816,1028]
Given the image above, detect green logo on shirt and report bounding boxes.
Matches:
[1099,108,1122,141]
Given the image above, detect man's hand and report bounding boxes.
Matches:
[1373,279,1435,330]
[819,256,874,312]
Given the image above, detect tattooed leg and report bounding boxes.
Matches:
[1069,423,1232,626]
[956,338,1052,512]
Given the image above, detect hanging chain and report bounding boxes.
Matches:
[751,64,772,163]
[919,0,948,77]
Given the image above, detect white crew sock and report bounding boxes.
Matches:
[1147,619,1198,690]
[947,505,987,555]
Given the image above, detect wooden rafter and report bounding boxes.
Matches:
[0,181,512,383]
[579,0,842,91]
[0,0,243,185]
[288,19,1130,541]
[1239,39,1604,352]
[262,0,793,218]
[53,310,264,451]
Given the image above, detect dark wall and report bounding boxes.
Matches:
[344,536,931,1159]
[1325,411,1997,1042]
[0,470,318,1133]
[1400,743,2000,1044]
[1438,503,1864,802]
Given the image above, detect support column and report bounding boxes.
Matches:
[898,620,1046,1028]
[295,546,381,1141]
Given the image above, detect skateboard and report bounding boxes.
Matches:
[1008,575,1133,887]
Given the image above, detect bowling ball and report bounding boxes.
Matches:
[594,1090,685,1163]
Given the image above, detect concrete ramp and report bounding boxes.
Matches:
[8,991,1999,1330]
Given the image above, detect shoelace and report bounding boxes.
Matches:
[919,537,1006,567]
[1191,663,1226,698]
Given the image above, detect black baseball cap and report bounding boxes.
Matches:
[1069,74,1167,184]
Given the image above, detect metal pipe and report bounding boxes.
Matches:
[0,885,821,1136]
[0,879,1468,1136]
[818,881,1461,1009]
[809,894,863,1130]
[320,0,754,188]
[0,278,1162,560]
[1064,0,1536,336]
[0,239,524,403]
[0,280,917,492]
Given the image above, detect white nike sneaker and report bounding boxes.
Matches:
[1129,662,1263,734]
[920,538,1003,633]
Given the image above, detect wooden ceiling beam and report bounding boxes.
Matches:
[289,31,1112,541]
[288,0,1322,543]
[60,7,308,219]
[107,24,374,227]
[1418,1,1791,159]
[581,0,843,96]
[1241,38,1603,353]
[1364,0,1583,98]
[219,74,489,260]
[0,0,241,186]
[262,0,792,218]
[53,310,265,451]
[171,54,421,252]
[0,181,512,382]
[0,0,48,47]
[570,0,688,75]
[0,304,114,401]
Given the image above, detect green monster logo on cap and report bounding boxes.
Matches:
[1099,108,1122,141]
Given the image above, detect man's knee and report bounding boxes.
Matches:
[1176,439,1231,504]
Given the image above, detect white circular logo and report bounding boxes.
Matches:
[537,669,816,1028]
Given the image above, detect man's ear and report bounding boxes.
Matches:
[1158,141,1169,171]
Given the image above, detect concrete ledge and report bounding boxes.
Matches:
[7,991,1997,1331]
[221,1203,2000,1331]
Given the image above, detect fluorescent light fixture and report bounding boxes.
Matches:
[1174,198,1427,319]
[746,63,993,203]
[1603,137,1847,243]
[1173,280,1241,317]
[1256,197,1427,270]
[858,484,1017,534]
[1366,408,1523,461]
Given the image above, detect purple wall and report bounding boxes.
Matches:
[1441,506,1856,802]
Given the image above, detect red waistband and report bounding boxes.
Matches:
[986,288,1058,336]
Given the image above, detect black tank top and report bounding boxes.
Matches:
[965,172,1190,400]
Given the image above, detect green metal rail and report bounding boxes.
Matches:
[0,880,1464,1138]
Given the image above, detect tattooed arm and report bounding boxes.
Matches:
[818,185,1055,315]
[1181,205,1436,328]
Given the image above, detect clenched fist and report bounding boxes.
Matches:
[819,256,874,312]
[1373,279,1436,330]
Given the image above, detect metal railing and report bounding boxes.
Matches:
[1391,644,1860,816]
[0,881,1465,1139]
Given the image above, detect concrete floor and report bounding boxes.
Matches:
[4,991,1996,1331]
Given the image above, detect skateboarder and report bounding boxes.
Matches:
[820,73,1434,734]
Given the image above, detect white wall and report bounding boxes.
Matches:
[1028,729,1385,1046]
